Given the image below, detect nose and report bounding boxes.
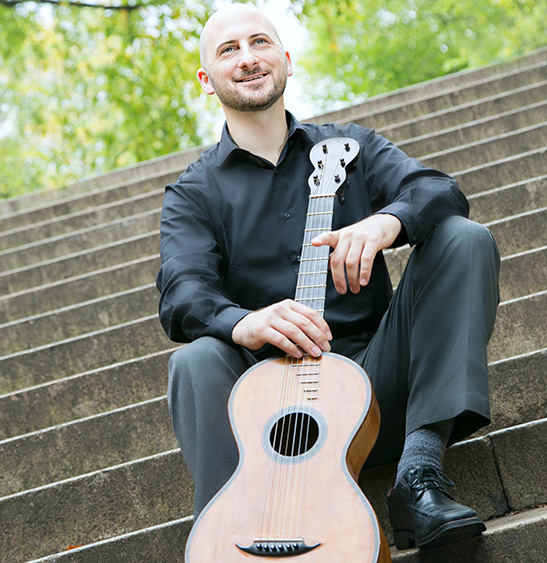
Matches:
[237,43,259,69]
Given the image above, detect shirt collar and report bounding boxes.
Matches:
[215,111,313,167]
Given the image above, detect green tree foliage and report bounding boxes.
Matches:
[289,0,547,111]
[1,0,546,198]
[0,0,218,198]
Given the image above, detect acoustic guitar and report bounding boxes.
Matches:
[186,137,392,562]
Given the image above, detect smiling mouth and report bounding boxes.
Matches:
[236,73,268,83]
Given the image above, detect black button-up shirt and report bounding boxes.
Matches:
[157,112,469,359]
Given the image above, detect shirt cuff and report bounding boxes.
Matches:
[208,305,253,344]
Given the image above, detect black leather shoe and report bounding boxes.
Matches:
[386,466,486,549]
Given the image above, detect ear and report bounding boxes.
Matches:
[285,51,294,78]
[197,68,216,95]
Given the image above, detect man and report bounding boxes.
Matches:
[156,3,500,551]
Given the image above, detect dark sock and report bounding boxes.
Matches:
[395,419,455,486]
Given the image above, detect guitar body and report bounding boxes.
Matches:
[185,353,391,562]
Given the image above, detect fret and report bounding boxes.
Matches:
[303,228,331,233]
[298,271,328,276]
[307,211,334,216]
[309,193,336,199]
[296,284,327,289]
[299,257,328,262]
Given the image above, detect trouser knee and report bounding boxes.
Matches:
[430,215,499,261]
[167,337,240,414]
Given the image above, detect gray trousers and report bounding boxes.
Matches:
[167,216,500,517]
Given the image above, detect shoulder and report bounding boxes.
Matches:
[167,142,221,198]
[299,120,375,144]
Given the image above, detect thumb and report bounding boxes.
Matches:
[311,230,339,248]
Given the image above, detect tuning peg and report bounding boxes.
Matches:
[317,160,324,169]
[340,158,346,167]
[322,144,328,153]
[344,143,351,151]
[334,174,341,183]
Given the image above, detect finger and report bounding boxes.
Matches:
[343,239,366,294]
[262,326,305,359]
[328,238,352,294]
[280,309,332,354]
[359,238,380,287]
[311,230,339,248]
[287,301,332,340]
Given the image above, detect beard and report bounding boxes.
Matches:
[209,65,288,112]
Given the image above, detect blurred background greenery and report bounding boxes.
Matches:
[1,0,545,198]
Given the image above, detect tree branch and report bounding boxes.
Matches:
[0,0,145,9]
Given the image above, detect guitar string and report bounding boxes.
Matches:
[265,354,293,541]
[293,184,335,542]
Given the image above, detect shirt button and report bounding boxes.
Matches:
[283,212,291,219]
[296,255,301,262]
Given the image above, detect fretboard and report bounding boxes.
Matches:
[294,193,336,316]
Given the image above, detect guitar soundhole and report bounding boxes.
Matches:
[269,412,319,457]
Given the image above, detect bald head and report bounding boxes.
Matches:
[199,3,283,70]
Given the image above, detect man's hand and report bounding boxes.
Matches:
[232,299,332,359]
[312,214,402,294]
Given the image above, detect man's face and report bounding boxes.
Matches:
[198,9,293,112]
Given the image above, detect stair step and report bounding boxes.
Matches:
[452,146,547,194]
[488,290,547,362]
[390,506,547,562]
[0,349,174,440]
[0,315,169,395]
[0,189,164,252]
[0,398,177,496]
[497,245,547,302]
[0,255,160,325]
[2,418,544,562]
[384,208,547,289]
[486,206,547,257]
[0,209,160,271]
[356,63,547,129]
[396,101,547,157]
[314,59,547,129]
[0,450,192,563]
[378,80,547,143]
[0,172,172,235]
[468,175,547,224]
[0,285,158,356]
[421,122,547,172]
[486,348,547,435]
[0,231,159,295]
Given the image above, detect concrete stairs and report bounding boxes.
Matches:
[1,47,546,561]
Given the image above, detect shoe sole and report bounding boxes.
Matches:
[393,517,486,549]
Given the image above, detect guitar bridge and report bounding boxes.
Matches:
[236,539,321,557]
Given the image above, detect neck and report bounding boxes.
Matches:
[224,99,289,165]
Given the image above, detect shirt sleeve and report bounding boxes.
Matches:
[156,168,251,344]
[358,127,469,246]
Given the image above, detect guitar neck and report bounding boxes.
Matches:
[294,193,336,317]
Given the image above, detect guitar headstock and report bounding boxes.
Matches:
[308,137,360,200]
